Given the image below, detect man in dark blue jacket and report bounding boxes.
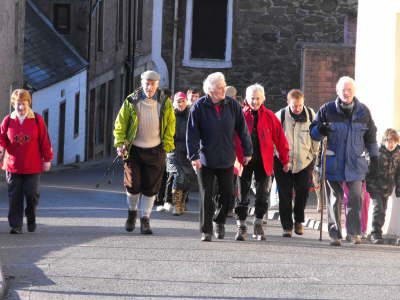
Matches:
[187,72,252,242]
[310,76,378,246]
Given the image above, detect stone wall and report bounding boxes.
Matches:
[0,0,25,119]
[163,0,357,112]
[301,43,355,111]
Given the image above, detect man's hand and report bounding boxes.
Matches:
[43,162,51,172]
[191,159,202,169]
[318,122,333,137]
[243,156,252,165]
[117,145,126,157]
[283,163,289,173]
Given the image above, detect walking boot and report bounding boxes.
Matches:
[27,217,37,233]
[294,222,304,235]
[253,223,266,241]
[172,189,184,216]
[10,226,22,234]
[213,222,225,239]
[182,191,188,212]
[234,224,248,241]
[371,233,384,244]
[140,216,153,234]
[125,210,137,232]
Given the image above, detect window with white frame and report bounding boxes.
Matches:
[183,0,233,68]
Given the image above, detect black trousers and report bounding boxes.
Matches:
[197,166,233,234]
[6,172,40,228]
[235,159,271,220]
[371,194,388,237]
[124,144,166,196]
[274,157,310,231]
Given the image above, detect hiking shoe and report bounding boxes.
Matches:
[27,218,37,233]
[353,235,362,245]
[282,230,292,238]
[330,239,341,246]
[125,210,137,232]
[371,234,384,244]
[235,225,248,241]
[10,226,22,234]
[156,205,166,212]
[201,233,212,242]
[140,216,153,234]
[213,222,225,239]
[294,222,304,235]
[163,202,173,213]
[253,223,266,241]
[345,234,353,242]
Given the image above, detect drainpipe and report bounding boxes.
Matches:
[152,0,169,88]
[171,0,179,94]
[85,0,101,161]
[126,0,133,96]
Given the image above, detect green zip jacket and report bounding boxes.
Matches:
[113,87,175,158]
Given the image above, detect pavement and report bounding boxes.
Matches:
[1,160,400,299]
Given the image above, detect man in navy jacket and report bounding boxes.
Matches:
[187,72,252,242]
[310,76,378,246]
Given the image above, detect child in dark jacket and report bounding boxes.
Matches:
[366,128,400,244]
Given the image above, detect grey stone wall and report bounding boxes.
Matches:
[0,0,25,119]
[163,0,358,112]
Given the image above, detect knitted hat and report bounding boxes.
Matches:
[174,92,187,101]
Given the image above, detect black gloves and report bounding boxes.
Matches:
[368,156,379,179]
[318,122,332,136]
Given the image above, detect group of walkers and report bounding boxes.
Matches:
[1,70,399,248]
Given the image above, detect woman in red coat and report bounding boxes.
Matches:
[0,89,53,234]
[234,84,289,241]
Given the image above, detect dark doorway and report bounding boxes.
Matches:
[57,101,66,165]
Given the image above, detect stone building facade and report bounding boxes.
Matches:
[30,0,154,160]
[0,0,25,119]
[162,0,358,112]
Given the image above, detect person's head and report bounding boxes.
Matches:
[10,89,32,117]
[173,92,188,112]
[141,70,160,98]
[382,128,399,152]
[203,72,226,103]
[225,86,237,100]
[336,76,356,104]
[186,87,201,105]
[287,89,304,115]
[245,83,265,111]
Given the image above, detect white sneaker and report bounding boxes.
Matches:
[163,202,173,213]
[156,205,166,212]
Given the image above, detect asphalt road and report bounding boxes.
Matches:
[0,161,400,300]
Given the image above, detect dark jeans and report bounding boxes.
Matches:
[197,166,233,234]
[155,169,172,206]
[6,172,40,228]
[371,194,388,237]
[235,159,271,220]
[124,144,166,196]
[274,157,310,231]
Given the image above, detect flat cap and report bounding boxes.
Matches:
[141,70,160,81]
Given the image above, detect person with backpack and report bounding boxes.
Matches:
[0,89,53,234]
[274,89,320,238]
[114,70,175,235]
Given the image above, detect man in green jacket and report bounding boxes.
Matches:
[114,70,175,234]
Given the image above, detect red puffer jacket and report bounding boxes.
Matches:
[235,104,289,176]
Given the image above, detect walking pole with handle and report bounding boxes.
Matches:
[319,137,328,241]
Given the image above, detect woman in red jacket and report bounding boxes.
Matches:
[0,89,53,234]
[234,84,289,241]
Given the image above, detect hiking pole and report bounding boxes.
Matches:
[319,136,328,241]
[95,155,121,188]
